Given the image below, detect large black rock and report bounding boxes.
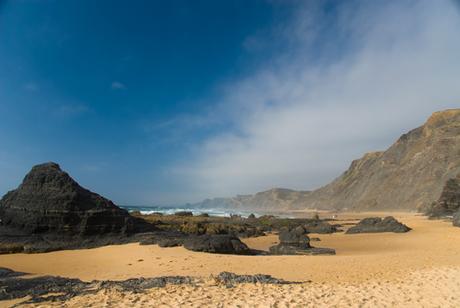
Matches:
[269,226,335,255]
[183,234,251,254]
[0,162,150,236]
[427,175,460,218]
[303,220,338,234]
[453,211,460,227]
[346,216,411,234]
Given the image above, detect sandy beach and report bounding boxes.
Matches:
[1,213,460,307]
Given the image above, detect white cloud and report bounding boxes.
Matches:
[111,81,126,90]
[166,0,460,202]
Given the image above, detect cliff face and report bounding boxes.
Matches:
[194,109,460,212]
[194,188,311,211]
[303,109,460,211]
[0,162,150,235]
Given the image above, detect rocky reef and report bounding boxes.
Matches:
[345,216,411,234]
[269,226,335,255]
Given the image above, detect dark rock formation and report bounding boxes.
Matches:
[0,268,194,304]
[247,213,256,219]
[178,221,264,238]
[303,220,338,234]
[453,211,460,227]
[269,226,335,255]
[0,162,152,236]
[183,234,251,254]
[138,231,188,248]
[213,271,295,287]
[346,216,411,234]
[174,211,193,216]
[0,268,297,304]
[427,174,460,217]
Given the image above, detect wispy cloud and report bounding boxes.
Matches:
[111,81,126,90]
[167,0,460,202]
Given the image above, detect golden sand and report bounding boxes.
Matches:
[1,213,460,307]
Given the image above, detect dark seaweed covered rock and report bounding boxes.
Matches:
[427,175,460,218]
[346,216,411,234]
[0,268,194,303]
[214,271,292,287]
[0,268,295,304]
[0,162,152,236]
[183,234,251,254]
[269,226,335,255]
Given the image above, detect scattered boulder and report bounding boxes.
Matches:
[346,216,411,234]
[303,220,338,234]
[269,226,335,255]
[183,234,251,255]
[0,162,152,236]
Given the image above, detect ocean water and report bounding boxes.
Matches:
[120,205,261,218]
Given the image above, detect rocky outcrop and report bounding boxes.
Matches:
[453,211,460,227]
[0,162,152,236]
[214,272,291,287]
[0,268,295,304]
[303,220,338,234]
[269,226,335,255]
[183,234,251,254]
[193,109,460,212]
[427,174,460,217]
[346,217,411,234]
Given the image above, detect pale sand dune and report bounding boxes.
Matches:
[1,213,460,307]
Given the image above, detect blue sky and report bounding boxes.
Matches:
[1,0,460,205]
